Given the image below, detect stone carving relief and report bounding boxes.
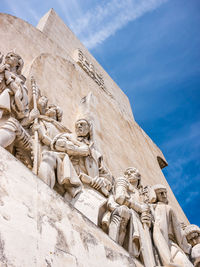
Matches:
[73,49,113,98]
[0,51,198,267]
[0,52,35,168]
[51,118,112,197]
[185,224,200,266]
[101,167,156,267]
[150,184,193,267]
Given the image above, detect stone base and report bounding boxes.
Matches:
[0,147,142,267]
[69,186,107,225]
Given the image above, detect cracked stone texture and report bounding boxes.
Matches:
[0,147,141,267]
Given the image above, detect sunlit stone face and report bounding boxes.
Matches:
[187,232,200,247]
[156,189,168,204]
[124,167,141,185]
[75,119,90,137]
[5,52,19,68]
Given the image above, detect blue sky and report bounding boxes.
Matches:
[1,0,200,225]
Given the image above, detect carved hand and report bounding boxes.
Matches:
[91,177,105,190]
[29,108,40,121]
[55,139,67,150]
[0,63,10,72]
[32,124,44,141]
[141,204,152,228]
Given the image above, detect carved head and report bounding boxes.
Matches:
[124,167,141,187]
[75,119,91,138]
[185,224,200,247]
[37,96,48,115]
[5,52,24,74]
[45,104,63,122]
[152,184,168,204]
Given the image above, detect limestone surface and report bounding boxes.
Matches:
[0,147,139,267]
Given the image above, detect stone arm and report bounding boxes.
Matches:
[107,194,120,212]
[128,195,152,227]
[127,194,149,213]
[4,71,30,120]
[98,158,112,181]
[31,121,52,147]
[4,71,21,93]
[52,134,90,156]
[38,127,51,147]
[19,109,37,127]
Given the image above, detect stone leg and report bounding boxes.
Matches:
[118,217,130,246]
[170,243,194,267]
[0,128,16,147]
[153,223,173,265]
[109,205,130,245]
[0,117,31,151]
[109,213,121,243]
[38,151,58,189]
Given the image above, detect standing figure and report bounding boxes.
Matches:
[30,94,82,197]
[185,224,200,267]
[151,184,193,267]
[102,167,155,267]
[0,52,36,167]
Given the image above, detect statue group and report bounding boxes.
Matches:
[0,51,199,267]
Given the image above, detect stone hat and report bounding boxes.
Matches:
[185,224,200,237]
[152,184,167,193]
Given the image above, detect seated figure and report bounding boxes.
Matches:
[51,118,112,197]
[30,93,83,197]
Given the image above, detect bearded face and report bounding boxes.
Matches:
[75,119,90,137]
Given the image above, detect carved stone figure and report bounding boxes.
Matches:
[51,118,112,197]
[1,51,199,267]
[102,167,155,267]
[151,184,193,267]
[0,52,36,167]
[185,224,200,267]
[30,92,82,197]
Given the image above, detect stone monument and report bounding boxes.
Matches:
[0,9,198,267]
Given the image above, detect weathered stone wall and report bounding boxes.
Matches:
[0,147,143,267]
[0,10,188,224]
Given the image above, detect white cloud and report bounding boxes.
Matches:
[61,0,168,49]
[5,0,168,48]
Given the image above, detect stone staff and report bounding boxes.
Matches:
[31,76,39,175]
[141,208,156,267]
